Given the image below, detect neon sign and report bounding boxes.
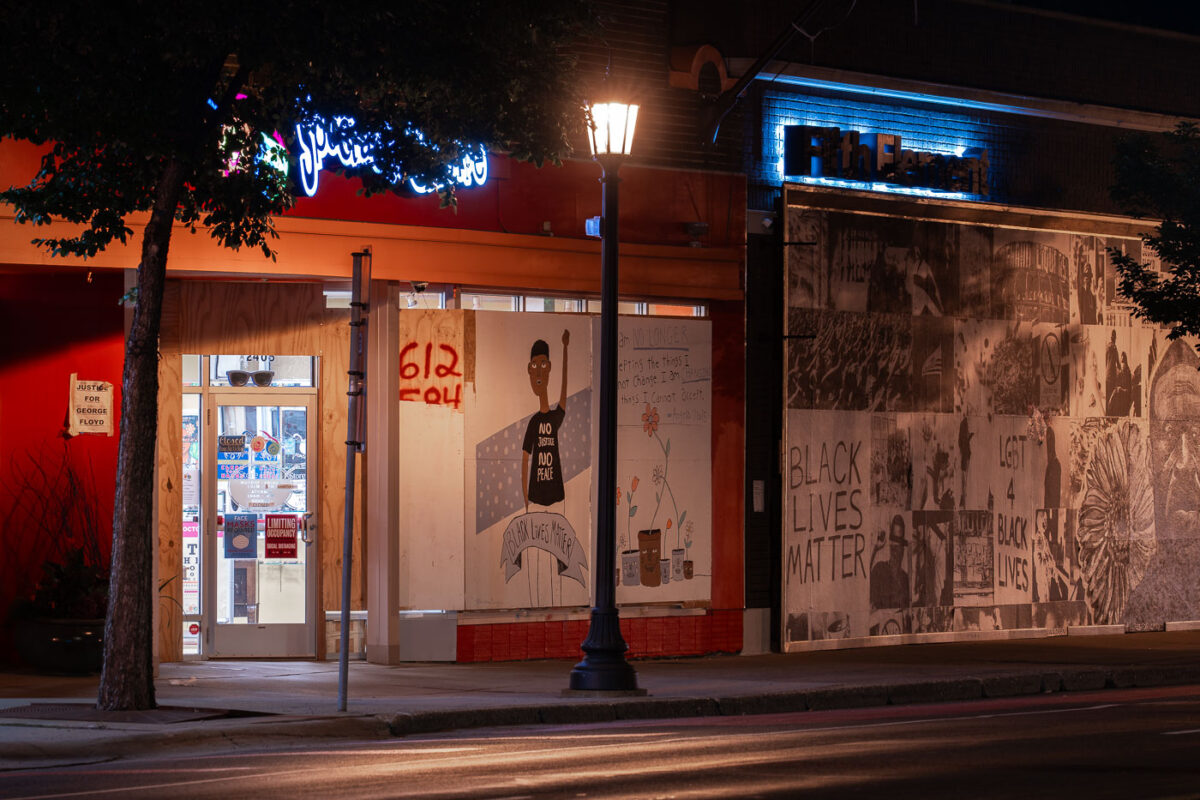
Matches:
[783,125,988,197]
[293,115,488,197]
[759,86,998,201]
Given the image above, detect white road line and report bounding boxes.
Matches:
[1163,728,1200,736]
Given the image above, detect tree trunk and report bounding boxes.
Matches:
[97,160,186,711]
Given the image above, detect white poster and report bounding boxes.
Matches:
[183,468,199,508]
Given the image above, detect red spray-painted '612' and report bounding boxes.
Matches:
[399,341,463,409]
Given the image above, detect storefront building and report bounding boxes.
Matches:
[722,1,1200,650]
[5,1,1198,668]
[0,22,750,663]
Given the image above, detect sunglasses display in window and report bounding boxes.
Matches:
[225,370,275,387]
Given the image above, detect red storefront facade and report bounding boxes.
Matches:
[0,128,748,665]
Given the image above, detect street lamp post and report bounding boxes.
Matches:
[569,100,643,693]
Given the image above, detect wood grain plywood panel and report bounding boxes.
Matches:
[178,282,328,356]
[174,281,366,655]
[156,281,183,663]
[319,307,366,614]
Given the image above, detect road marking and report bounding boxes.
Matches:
[507,730,672,741]
[1163,728,1200,736]
[970,704,1118,721]
[250,745,477,757]
[119,745,479,763]
[740,703,1120,737]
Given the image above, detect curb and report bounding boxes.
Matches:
[385,665,1200,736]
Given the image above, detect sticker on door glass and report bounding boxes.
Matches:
[250,433,282,479]
[218,435,246,453]
[218,435,249,480]
[229,480,298,510]
[183,467,200,507]
[218,459,248,480]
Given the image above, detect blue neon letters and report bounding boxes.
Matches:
[783,125,988,197]
[293,116,488,197]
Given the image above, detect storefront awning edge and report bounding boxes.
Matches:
[0,210,744,301]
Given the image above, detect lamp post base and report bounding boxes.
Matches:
[567,608,640,692]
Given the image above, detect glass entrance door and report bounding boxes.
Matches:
[205,394,317,657]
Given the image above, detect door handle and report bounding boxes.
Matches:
[302,511,316,545]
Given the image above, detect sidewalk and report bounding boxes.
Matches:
[3,630,1200,768]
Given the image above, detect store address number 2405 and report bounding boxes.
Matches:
[399,341,463,409]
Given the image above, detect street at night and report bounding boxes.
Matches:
[4,685,1200,799]
[5,2,1200,799]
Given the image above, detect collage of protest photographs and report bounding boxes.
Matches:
[783,208,1198,649]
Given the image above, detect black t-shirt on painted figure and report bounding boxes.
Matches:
[523,406,566,506]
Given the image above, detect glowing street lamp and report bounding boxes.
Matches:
[584,101,639,158]
[569,99,642,693]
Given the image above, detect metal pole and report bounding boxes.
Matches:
[569,159,639,692]
[339,250,369,712]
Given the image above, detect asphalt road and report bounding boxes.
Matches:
[4,685,1200,799]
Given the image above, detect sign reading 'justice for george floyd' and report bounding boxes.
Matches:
[67,373,114,436]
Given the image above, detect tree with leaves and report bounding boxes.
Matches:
[1109,123,1200,345]
[0,1,591,710]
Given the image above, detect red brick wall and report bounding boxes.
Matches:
[455,609,744,662]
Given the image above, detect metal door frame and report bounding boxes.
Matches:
[202,389,319,658]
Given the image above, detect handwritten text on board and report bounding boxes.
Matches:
[617,324,711,425]
[399,340,464,409]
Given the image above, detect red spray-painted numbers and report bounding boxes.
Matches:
[399,341,463,409]
[401,384,464,407]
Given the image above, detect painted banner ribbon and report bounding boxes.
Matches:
[501,512,588,588]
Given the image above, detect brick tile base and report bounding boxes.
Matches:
[455,610,743,663]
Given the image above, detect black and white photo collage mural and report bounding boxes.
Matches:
[784,207,1197,649]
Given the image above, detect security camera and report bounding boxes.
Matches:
[411,281,428,293]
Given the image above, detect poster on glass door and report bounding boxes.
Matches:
[182,521,200,615]
[264,514,299,559]
[224,513,257,558]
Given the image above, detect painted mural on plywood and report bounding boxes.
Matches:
[614,318,712,604]
[783,207,1192,649]
[466,312,595,610]
[458,311,714,611]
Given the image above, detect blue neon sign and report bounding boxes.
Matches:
[783,125,988,198]
[293,115,488,198]
[760,89,996,201]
